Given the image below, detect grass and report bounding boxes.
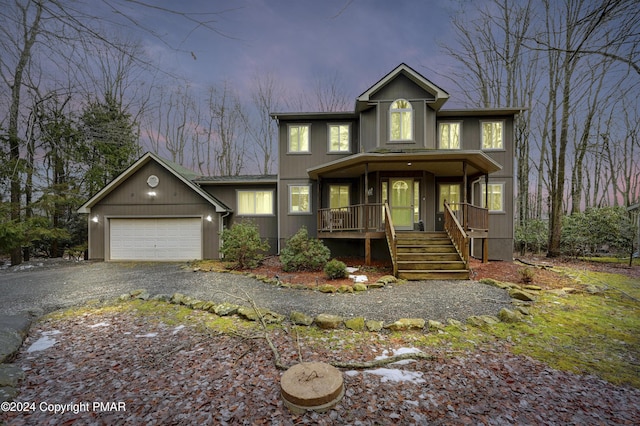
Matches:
[39,264,640,389]
[579,256,640,266]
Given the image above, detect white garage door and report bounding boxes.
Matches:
[110,218,202,261]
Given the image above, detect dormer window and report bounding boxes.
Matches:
[390,99,413,141]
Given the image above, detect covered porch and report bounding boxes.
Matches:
[309,151,497,277]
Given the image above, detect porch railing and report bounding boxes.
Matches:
[318,203,385,232]
[448,202,489,231]
[444,201,469,267]
[383,203,398,276]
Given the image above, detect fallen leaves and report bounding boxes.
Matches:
[2,307,639,425]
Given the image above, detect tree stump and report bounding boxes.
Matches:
[280,362,344,414]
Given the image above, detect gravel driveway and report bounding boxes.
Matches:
[0,260,512,322]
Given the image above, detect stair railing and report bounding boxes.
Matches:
[444,200,469,268]
[383,203,398,276]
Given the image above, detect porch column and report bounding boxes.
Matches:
[462,161,468,229]
[317,176,322,231]
[364,163,371,265]
[483,173,489,263]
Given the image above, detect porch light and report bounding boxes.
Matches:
[206,215,213,222]
[148,191,157,197]
[407,162,412,166]
[91,215,99,223]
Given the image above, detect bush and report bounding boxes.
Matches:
[220,220,269,269]
[324,259,348,280]
[280,227,330,272]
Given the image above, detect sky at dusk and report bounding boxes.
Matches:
[107,0,470,107]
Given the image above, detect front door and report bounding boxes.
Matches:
[389,178,414,230]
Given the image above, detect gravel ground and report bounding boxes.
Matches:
[0,260,512,322]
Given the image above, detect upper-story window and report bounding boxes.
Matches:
[439,122,461,149]
[390,99,413,141]
[328,124,350,153]
[481,121,504,150]
[288,124,310,153]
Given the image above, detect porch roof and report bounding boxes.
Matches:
[307,150,502,179]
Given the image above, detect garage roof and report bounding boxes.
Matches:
[77,152,231,214]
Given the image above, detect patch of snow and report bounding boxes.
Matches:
[344,370,360,377]
[88,322,110,328]
[172,325,185,335]
[375,347,424,365]
[349,274,368,283]
[345,267,359,273]
[134,333,158,338]
[27,330,62,353]
[364,368,426,384]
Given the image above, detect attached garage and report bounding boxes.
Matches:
[77,153,231,261]
[110,218,202,261]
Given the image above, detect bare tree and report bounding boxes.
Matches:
[207,82,247,176]
[246,72,281,174]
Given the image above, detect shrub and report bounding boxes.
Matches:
[518,267,535,284]
[220,220,269,269]
[324,259,348,280]
[280,226,330,272]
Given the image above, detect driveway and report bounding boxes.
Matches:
[0,260,513,322]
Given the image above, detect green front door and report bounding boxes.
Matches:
[390,178,414,230]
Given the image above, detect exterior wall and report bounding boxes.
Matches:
[278,117,358,245]
[202,183,278,255]
[87,161,220,260]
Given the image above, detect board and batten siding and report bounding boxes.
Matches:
[87,161,220,260]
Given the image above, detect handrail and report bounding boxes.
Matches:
[444,201,469,267]
[447,202,489,231]
[318,203,384,232]
[383,203,398,276]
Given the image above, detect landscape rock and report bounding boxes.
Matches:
[337,285,354,293]
[367,281,385,289]
[428,320,445,331]
[377,275,398,284]
[237,307,284,324]
[447,319,467,331]
[386,318,425,331]
[498,308,521,323]
[0,314,31,364]
[523,284,542,291]
[467,315,500,328]
[0,386,18,403]
[509,288,536,301]
[353,283,368,292]
[0,364,25,387]
[345,317,365,331]
[515,306,530,316]
[214,302,240,316]
[318,284,336,293]
[314,314,343,329]
[170,292,187,305]
[365,320,384,332]
[290,311,313,326]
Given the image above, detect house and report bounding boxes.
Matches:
[79,63,523,279]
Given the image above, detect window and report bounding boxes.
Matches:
[288,124,310,153]
[289,185,311,213]
[390,99,413,141]
[329,185,349,210]
[481,183,504,212]
[439,122,461,149]
[237,190,273,215]
[439,184,461,212]
[328,124,350,152]
[481,121,504,149]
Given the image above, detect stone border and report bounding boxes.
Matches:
[188,265,402,294]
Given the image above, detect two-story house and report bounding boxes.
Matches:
[79,64,523,279]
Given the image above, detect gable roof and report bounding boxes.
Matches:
[356,63,450,111]
[77,152,230,214]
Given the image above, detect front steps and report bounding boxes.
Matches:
[396,231,469,280]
